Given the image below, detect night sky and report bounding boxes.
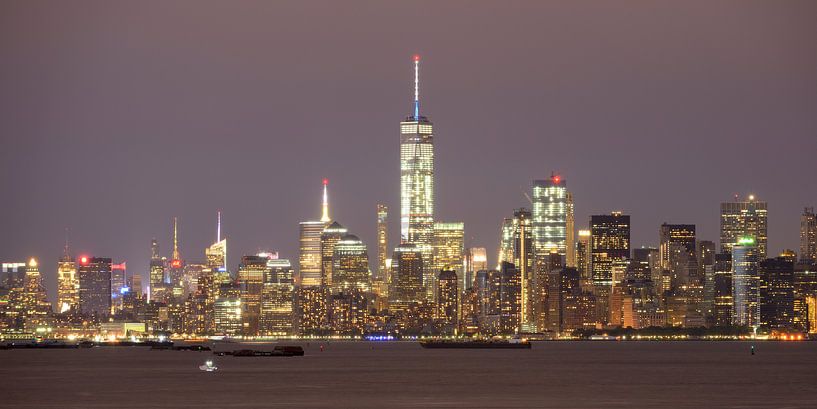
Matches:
[2,1,815,299]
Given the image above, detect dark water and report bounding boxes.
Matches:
[2,341,816,408]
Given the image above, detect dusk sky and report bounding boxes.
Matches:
[2,1,815,298]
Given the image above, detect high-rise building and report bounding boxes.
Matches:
[399,54,434,245]
[659,224,697,289]
[732,237,759,327]
[390,244,425,309]
[436,269,458,332]
[713,253,733,326]
[259,258,295,335]
[214,282,242,336]
[590,212,630,325]
[321,222,348,288]
[332,234,370,293]
[532,174,569,258]
[110,261,127,313]
[206,210,227,271]
[720,195,768,258]
[464,247,488,290]
[400,55,435,286]
[590,213,631,286]
[499,262,522,334]
[56,245,78,314]
[299,180,332,287]
[498,217,515,267]
[376,204,388,280]
[800,207,817,263]
[168,217,184,286]
[11,258,52,331]
[238,255,268,335]
[432,222,465,293]
[759,257,795,329]
[148,238,167,301]
[509,209,535,330]
[566,192,575,267]
[576,230,591,282]
[78,256,112,317]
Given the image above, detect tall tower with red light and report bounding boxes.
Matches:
[531,173,571,261]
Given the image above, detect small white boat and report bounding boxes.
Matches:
[199,360,218,372]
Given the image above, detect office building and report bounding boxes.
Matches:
[759,257,795,329]
[321,221,348,287]
[331,234,370,293]
[732,237,759,327]
[78,256,112,317]
[436,269,459,332]
[801,207,817,263]
[532,174,569,258]
[720,195,768,258]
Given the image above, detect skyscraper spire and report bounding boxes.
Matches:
[413,54,420,119]
[172,217,180,261]
[321,178,331,223]
[217,210,222,242]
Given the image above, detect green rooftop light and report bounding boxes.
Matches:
[737,236,756,246]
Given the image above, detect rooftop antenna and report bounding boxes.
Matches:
[413,54,420,119]
[217,210,222,242]
[172,217,180,261]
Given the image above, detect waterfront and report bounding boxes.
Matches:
[2,341,816,408]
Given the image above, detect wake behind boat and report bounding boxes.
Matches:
[419,338,532,349]
[199,360,218,372]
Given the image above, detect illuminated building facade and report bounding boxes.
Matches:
[148,238,167,302]
[78,256,112,317]
[432,222,465,292]
[759,257,795,329]
[713,253,733,326]
[214,282,242,336]
[509,208,535,330]
[464,247,487,290]
[331,234,370,293]
[590,213,631,286]
[732,238,759,327]
[498,217,515,267]
[400,55,435,293]
[720,196,768,258]
[390,244,425,309]
[110,262,127,313]
[299,221,326,287]
[499,262,522,334]
[376,204,388,280]
[801,207,817,263]
[436,269,458,332]
[57,249,78,314]
[238,255,268,335]
[260,258,295,335]
[532,175,569,258]
[321,222,347,288]
[576,230,591,282]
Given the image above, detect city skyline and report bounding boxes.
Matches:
[2,1,816,301]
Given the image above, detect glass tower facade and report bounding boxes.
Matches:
[720,196,768,259]
[532,175,569,257]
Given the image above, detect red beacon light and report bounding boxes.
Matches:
[413,54,420,62]
[171,259,182,269]
[80,256,89,265]
[552,175,561,184]
[323,178,329,185]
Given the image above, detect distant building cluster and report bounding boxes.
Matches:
[2,58,817,340]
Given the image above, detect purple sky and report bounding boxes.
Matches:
[2,1,816,299]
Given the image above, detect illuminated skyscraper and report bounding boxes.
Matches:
[532,174,569,258]
[659,224,697,289]
[590,212,630,325]
[464,247,488,290]
[433,222,465,294]
[206,211,227,271]
[720,195,768,258]
[168,217,184,286]
[498,217,515,267]
[759,257,795,329]
[148,238,166,301]
[260,258,295,335]
[713,253,733,326]
[800,207,817,263]
[590,212,631,286]
[299,180,332,287]
[390,244,425,309]
[732,237,759,327]
[110,261,127,313]
[321,221,348,288]
[332,234,370,293]
[576,230,591,282]
[78,256,112,317]
[57,244,78,314]
[376,204,388,279]
[437,269,459,331]
[508,208,534,330]
[238,255,268,336]
[566,192,575,267]
[400,55,434,283]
